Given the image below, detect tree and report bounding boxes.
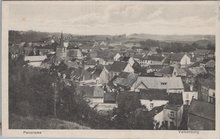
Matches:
[28,72,54,117]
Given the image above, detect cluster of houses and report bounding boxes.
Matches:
[9,33,215,130]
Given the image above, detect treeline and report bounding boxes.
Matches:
[9,30,50,43]
[139,39,215,52]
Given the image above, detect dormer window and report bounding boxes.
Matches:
[161,82,167,85]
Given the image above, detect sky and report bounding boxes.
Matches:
[8,2,217,35]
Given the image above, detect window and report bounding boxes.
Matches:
[169,111,175,119]
[150,103,154,109]
[161,82,167,85]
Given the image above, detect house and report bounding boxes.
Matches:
[81,65,111,85]
[113,53,122,61]
[188,66,207,77]
[110,72,138,91]
[68,48,83,60]
[167,53,191,68]
[70,67,84,82]
[140,55,165,67]
[132,46,143,53]
[84,59,98,70]
[188,99,215,130]
[140,89,169,111]
[146,65,164,73]
[78,85,116,114]
[119,56,135,66]
[153,93,184,129]
[110,61,134,77]
[131,77,184,93]
[99,66,111,84]
[81,66,103,85]
[182,91,198,105]
[24,55,47,67]
[37,45,56,55]
[200,79,215,104]
[191,49,211,60]
[80,85,104,105]
[155,66,187,77]
[162,93,183,129]
[200,59,215,68]
[133,54,144,64]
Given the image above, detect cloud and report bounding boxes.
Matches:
[8,3,216,35]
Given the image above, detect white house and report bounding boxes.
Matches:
[163,104,183,129]
[169,53,191,68]
[131,77,184,93]
[182,91,198,105]
[113,53,121,61]
[24,55,47,67]
[153,93,184,129]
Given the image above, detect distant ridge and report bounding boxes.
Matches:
[127,33,215,42]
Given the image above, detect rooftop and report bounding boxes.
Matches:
[188,99,215,121]
[139,89,168,100]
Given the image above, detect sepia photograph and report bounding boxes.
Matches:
[2,1,220,138]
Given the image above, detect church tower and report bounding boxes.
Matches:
[56,33,68,59]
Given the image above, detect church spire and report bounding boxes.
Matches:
[60,32,64,48]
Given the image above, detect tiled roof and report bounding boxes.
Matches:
[200,78,215,90]
[148,65,164,70]
[110,61,128,72]
[104,92,117,103]
[113,72,138,88]
[189,67,207,76]
[169,53,185,62]
[155,66,174,76]
[168,93,183,105]
[148,105,165,117]
[188,99,215,121]
[24,55,47,62]
[133,77,184,90]
[140,89,168,100]
[164,103,181,111]
[71,67,83,79]
[143,55,165,61]
[80,86,104,98]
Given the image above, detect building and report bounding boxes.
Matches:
[155,66,187,77]
[167,53,191,68]
[200,79,215,104]
[110,61,134,77]
[113,53,122,61]
[24,55,47,67]
[56,33,83,60]
[109,72,138,91]
[182,91,198,105]
[140,89,168,111]
[131,76,184,93]
[153,93,184,129]
[188,99,215,130]
[140,55,165,67]
[145,65,164,73]
[162,93,184,129]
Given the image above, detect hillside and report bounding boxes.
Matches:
[9,114,90,129]
[127,33,215,43]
